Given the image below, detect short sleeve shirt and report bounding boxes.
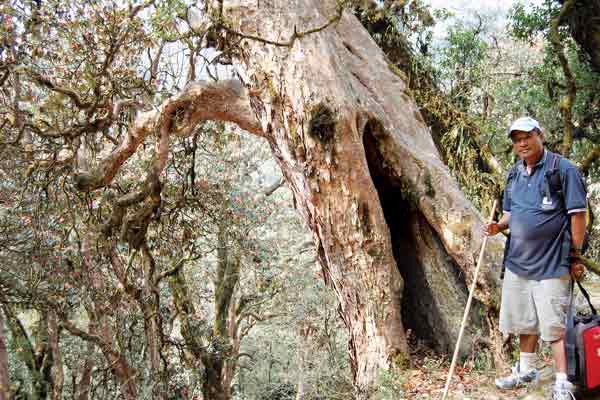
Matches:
[502,150,587,280]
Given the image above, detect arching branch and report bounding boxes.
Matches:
[74,79,262,193]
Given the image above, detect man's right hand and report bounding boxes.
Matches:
[485,222,502,236]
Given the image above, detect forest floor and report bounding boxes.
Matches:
[390,279,600,400]
[399,356,600,399]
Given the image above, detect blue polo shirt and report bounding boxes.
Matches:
[502,150,587,280]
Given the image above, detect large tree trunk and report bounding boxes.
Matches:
[222,0,505,394]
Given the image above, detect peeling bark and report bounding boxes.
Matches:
[74,80,262,193]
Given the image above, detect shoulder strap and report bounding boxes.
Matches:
[576,280,596,314]
[544,151,563,200]
[548,151,561,171]
[566,280,578,379]
[506,162,520,204]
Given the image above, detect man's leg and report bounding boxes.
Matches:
[495,334,540,389]
[519,334,539,376]
[535,276,575,399]
[551,338,567,374]
[496,270,540,390]
[535,276,570,375]
[551,337,575,399]
[520,334,538,353]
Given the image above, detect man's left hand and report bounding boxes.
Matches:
[570,262,586,281]
[569,249,587,281]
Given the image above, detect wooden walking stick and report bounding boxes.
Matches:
[441,199,498,400]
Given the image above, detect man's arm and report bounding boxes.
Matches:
[570,212,587,251]
[570,211,587,281]
[484,212,511,236]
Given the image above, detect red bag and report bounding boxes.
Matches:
[565,280,600,392]
[578,322,600,390]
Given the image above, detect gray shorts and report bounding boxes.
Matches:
[499,269,570,342]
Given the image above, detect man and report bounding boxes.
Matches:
[485,117,588,400]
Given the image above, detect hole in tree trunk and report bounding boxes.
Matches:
[362,119,483,355]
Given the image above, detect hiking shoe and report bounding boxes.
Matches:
[495,362,539,390]
[552,380,576,400]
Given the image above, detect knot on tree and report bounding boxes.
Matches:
[308,103,336,143]
[101,171,163,250]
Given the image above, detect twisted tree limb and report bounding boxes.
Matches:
[74,79,261,192]
[30,72,92,110]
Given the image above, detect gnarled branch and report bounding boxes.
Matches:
[30,71,92,110]
[74,79,262,192]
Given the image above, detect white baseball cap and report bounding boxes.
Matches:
[508,117,541,136]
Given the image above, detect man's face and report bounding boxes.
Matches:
[511,129,544,163]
